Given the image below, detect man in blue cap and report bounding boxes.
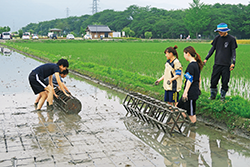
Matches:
[203,23,238,101]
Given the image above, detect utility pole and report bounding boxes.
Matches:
[66,7,69,17]
[13,20,15,32]
[92,0,98,14]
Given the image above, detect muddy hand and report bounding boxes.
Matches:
[154,80,159,85]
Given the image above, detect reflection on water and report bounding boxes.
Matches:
[36,110,56,133]
[32,107,83,154]
[34,107,82,137]
[124,118,250,167]
[0,47,12,56]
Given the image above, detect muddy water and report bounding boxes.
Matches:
[0,49,250,167]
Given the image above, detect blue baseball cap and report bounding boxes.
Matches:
[214,23,231,32]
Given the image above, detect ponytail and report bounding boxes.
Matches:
[194,52,203,71]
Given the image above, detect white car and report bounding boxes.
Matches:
[22,33,30,40]
[2,32,11,40]
[66,34,74,39]
[32,34,39,39]
[84,34,92,39]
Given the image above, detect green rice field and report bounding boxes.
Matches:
[5,40,250,99]
[7,41,250,76]
[4,39,250,120]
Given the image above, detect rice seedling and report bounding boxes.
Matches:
[201,77,250,99]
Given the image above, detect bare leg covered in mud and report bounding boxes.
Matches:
[36,85,53,110]
[181,112,196,123]
[168,102,177,106]
[34,94,41,105]
[45,85,53,106]
[168,102,179,112]
[37,91,47,110]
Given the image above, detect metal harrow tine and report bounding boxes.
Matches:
[123,92,191,136]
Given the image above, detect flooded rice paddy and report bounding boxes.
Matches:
[201,74,250,100]
[0,48,250,167]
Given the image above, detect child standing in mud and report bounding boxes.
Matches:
[155,45,183,106]
[28,59,70,111]
[177,46,203,126]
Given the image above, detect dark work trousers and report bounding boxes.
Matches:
[210,64,230,92]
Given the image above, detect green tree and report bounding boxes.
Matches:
[184,0,211,38]
[70,32,77,37]
[18,4,250,39]
[0,26,11,34]
[79,27,85,36]
[241,4,250,35]
[129,30,135,37]
[122,27,131,37]
[29,29,34,35]
[18,29,23,38]
[4,26,11,32]
[144,31,152,39]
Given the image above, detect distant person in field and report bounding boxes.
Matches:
[34,69,71,108]
[177,46,203,126]
[28,59,70,111]
[155,45,183,106]
[203,23,238,101]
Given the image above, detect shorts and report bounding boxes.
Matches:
[177,97,196,116]
[28,71,47,95]
[164,90,179,103]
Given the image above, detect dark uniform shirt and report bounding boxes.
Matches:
[184,62,200,100]
[206,34,238,66]
[32,63,60,79]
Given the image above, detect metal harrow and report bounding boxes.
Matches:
[53,87,82,114]
[123,92,191,136]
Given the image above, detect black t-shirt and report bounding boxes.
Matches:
[212,34,238,66]
[32,63,60,79]
[184,62,200,100]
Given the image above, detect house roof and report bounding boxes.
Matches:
[49,28,62,32]
[87,25,111,32]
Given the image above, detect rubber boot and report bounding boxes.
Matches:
[220,89,227,102]
[209,88,217,100]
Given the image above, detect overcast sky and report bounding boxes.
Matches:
[1,0,249,32]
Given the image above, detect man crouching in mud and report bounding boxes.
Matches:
[28,59,70,111]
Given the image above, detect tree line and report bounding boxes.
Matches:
[20,0,250,39]
[0,26,11,34]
